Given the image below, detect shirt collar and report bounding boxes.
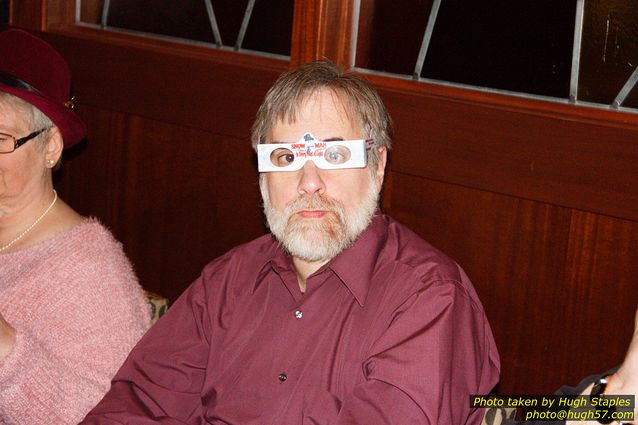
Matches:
[327,213,387,307]
[258,213,388,307]
[254,237,296,295]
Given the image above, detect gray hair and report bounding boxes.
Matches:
[0,92,54,150]
[251,61,392,168]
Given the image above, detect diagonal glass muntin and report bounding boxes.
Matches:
[77,0,290,61]
[352,0,638,115]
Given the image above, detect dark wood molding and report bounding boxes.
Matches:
[41,28,288,139]
[291,0,354,67]
[10,0,45,30]
[45,0,76,27]
[364,71,638,129]
[381,85,638,223]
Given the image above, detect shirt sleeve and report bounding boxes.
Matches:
[329,278,500,425]
[0,274,149,424]
[81,274,212,425]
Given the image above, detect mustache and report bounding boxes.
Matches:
[284,194,344,215]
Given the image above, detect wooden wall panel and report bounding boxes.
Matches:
[291,0,354,67]
[55,106,266,302]
[10,0,44,29]
[113,116,265,301]
[54,108,131,222]
[379,85,638,223]
[42,30,285,140]
[562,212,638,366]
[383,170,638,394]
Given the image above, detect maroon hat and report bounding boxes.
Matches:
[0,29,86,148]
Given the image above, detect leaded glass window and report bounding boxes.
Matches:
[354,0,638,112]
[0,0,8,31]
[78,0,293,59]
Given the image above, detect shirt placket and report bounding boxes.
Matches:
[269,269,344,423]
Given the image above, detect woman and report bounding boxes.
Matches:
[0,29,151,423]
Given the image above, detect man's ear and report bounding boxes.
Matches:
[375,146,387,191]
[44,127,64,168]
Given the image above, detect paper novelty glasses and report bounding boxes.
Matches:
[257,133,370,172]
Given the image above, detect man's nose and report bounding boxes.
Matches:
[297,160,325,196]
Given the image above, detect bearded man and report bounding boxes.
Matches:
[82,61,500,425]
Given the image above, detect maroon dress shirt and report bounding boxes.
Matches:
[82,215,500,424]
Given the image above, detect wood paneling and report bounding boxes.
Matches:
[383,171,638,394]
[378,84,638,223]
[44,0,75,26]
[42,30,285,140]
[291,0,354,67]
[55,106,266,302]
[9,0,44,29]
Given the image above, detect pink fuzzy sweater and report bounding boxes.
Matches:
[0,220,151,424]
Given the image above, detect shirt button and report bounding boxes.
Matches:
[278,373,287,382]
[294,310,303,319]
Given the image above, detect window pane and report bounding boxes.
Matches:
[77,0,293,57]
[107,0,214,43]
[355,0,435,75]
[578,1,638,105]
[421,0,576,98]
[623,85,638,108]
[355,0,577,99]
[0,0,9,30]
[210,0,250,46]
[242,0,293,56]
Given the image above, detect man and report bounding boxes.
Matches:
[82,61,500,424]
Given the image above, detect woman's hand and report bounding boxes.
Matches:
[0,312,16,361]
[567,308,638,425]
[604,308,638,424]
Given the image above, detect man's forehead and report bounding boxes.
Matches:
[268,89,363,141]
[269,136,346,144]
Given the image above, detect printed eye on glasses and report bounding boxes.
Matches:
[257,132,370,172]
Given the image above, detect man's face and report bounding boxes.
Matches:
[260,89,386,262]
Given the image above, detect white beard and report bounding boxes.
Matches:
[260,174,379,262]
